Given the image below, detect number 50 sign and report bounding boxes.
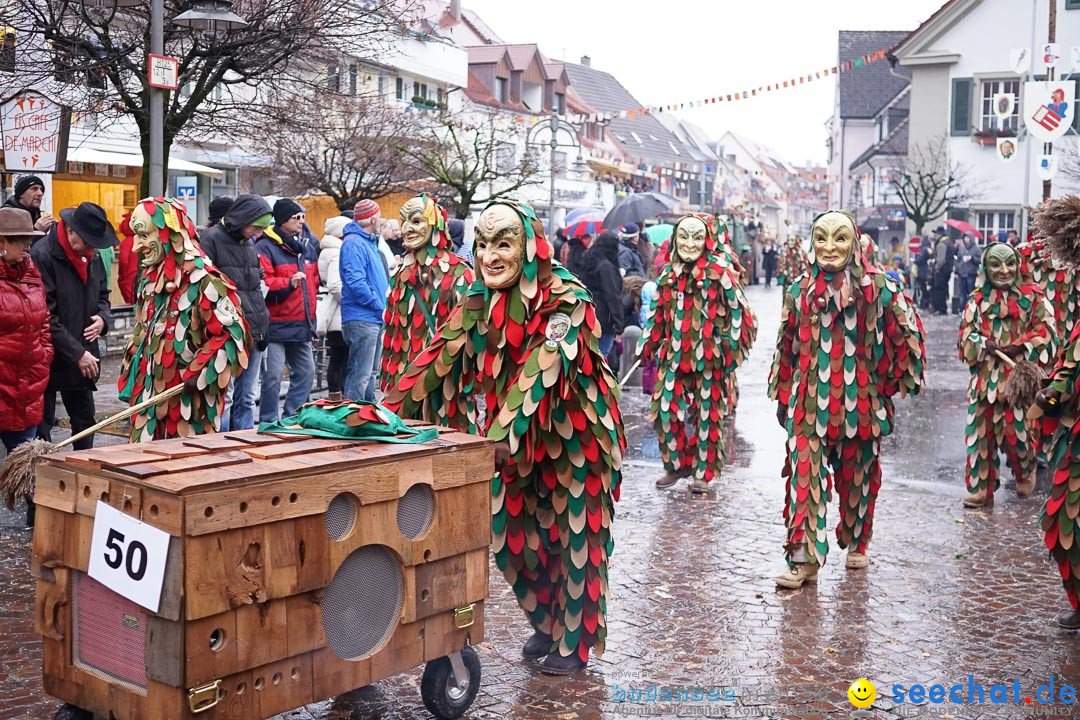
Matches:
[88,500,171,612]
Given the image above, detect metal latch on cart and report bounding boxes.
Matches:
[188,679,223,714]
[454,604,476,628]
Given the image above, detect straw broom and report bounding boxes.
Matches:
[1,385,184,510]
[993,348,1045,410]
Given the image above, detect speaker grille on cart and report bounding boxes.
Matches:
[321,546,403,659]
[325,492,357,541]
[72,572,148,693]
[396,483,434,540]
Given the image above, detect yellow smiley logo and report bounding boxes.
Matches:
[848,678,876,708]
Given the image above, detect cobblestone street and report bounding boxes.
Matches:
[3,284,1080,719]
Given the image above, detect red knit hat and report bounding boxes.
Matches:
[354,198,380,221]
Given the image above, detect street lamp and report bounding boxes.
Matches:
[528,114,583,232]
[80,0,247,196]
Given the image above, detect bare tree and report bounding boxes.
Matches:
[261,94,421,210]
[6,0,418,195]
[891,135,981,235]
[399,111,542,219]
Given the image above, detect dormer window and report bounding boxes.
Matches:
[496,77,508,102]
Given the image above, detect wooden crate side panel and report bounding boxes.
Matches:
[146,616,184,687]
[34,463,78,513]
[405,548,488,624]
[31,505,66,579]
[311,647,371,702]
[422,601,486,662]
[369,618,425,684]
[74,472,111,517]
[182,445,492,536]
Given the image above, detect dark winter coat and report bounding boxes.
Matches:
[2,195,41,226]
[30,226,111,391]
[0,256,53,431]
[199,195,271,344]
[955,241,982,279]
[761,245,778,273]
[256,226,320,344]
[581,256,625,337]
[618,238,646,277]
[934,238,954,279]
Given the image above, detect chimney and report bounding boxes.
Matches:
[450,0,461,20]
[581,55,591,67]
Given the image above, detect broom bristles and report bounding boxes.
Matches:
[0,439,58,510]
[1035,196,1080,268]
[1005,360,1045,410]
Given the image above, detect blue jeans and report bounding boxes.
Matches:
[222,345,264,431]
[598,332,616,358]
[958,274,976,302]
[2,426,38,454]
[344,320,382,402]
[259,341,315,423]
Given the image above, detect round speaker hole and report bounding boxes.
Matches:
[325,493,357,541]
[397,484,435,540]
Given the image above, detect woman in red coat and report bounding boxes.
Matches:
[0,207,53,526]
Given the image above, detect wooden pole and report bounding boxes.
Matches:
[1043,0,1058,202]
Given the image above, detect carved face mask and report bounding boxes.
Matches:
[129,204,164,268]
[674,216,708,263]
[811,211,857,272]
[399,198,432,250]
[474,204,525,289]
[985,243,1018,289]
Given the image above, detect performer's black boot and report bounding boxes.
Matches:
[540,651,586,675]
[522,631,552,660]
[1058,608,1080,630]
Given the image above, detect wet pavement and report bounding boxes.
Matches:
[3,284,1080,719]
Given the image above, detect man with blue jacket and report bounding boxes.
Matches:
[341,198,388,402]
[256,198,320,421]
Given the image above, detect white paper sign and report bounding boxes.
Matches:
[993,93,1016,121]
[1010,48,1031,75]
[997,137,1018,162]
[88,500,170,613]
[1043,43,1061,70]
[1038,154,1058,181]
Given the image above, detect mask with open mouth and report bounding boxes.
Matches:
[474,203,526,289]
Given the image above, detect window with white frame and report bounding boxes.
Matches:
[979,79,1020,131]
[976,209,1017,242]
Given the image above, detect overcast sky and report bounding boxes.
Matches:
[464,0,947,166]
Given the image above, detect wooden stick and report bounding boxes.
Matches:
[56,384,186,450]
[619,358,643,389]
[992,348,1017,368]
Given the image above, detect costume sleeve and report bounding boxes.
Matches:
[878,278,926,398]
[382,305,478,433]
[1011,294,1057,365]
[767,286,798,404]
[717,274,757,372]
[180,270,252,394]
[1050,332,1080,399]
[957,298,986,366]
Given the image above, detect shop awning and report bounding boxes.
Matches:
[66,147,222,177]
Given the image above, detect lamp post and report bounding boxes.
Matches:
[79,0,248,197]
[528,113,584,232]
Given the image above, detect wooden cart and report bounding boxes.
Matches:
[31,423,493,720]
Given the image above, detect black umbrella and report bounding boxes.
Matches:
[603,192,679,229]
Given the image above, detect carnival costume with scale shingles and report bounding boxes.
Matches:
[777,234,808,288]
[957,243,1054,506]
[384,200,623,672]
[1018,236,1080,341]
[639,214,756,492]
[1024,196,1080,629]
[769,211,925,586]
[379,195,473,408]
[118,197,250,441]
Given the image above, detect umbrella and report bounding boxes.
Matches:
[943,219,983,240]
[564,207,605,226]
[644,223,673,246]
[603,192,679,229]
[565,220,606,238]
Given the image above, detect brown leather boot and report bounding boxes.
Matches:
[328,391,343,402]
[846,551,869,569]
[656,467,691,489]
[690,477,709,494]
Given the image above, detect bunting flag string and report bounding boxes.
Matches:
[511,48,891,126]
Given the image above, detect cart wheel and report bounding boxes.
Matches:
[52,704,93,720]
[420,646,481,719]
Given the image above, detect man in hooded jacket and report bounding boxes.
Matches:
[257,198,320,422]
[199,193,273,429]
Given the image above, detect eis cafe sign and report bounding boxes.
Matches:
[1,89,69,172]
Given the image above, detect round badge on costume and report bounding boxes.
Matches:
[545,313,571,348]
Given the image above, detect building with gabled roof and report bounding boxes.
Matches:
[826,30,911,207]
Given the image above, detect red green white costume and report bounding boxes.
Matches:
[118,197,251,440]
[384,200,624,663]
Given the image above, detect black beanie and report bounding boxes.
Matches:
[273,198,305,226]
[208,196,235,225]
[14,175,45,201]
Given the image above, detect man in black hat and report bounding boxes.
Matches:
[4,175,56,232]
[31,201,117,449]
